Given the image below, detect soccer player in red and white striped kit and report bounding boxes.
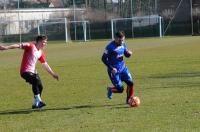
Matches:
[0,35,59,109]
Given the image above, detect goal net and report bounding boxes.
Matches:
[39,19,90,42]
[111,15,163,39]
[0,18,90,43]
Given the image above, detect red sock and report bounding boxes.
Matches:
[110,87,119,93]
[130,85,134,97]
[127,85,134,98]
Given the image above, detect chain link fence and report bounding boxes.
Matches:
[0,0,200,43]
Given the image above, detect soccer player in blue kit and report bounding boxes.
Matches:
[101,31,134,104]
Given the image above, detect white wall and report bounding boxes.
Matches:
[0,11,59,34]
[0,8,85,34]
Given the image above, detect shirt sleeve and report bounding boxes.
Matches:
[123,43,131,58]
[20,43,31,50]
[123,43,128,51]
[39,52,46,64]
[101,45,114,70]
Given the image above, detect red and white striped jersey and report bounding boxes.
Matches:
[20,43,46,74]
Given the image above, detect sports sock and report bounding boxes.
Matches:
[130,85,134,97]
[35,94,42,102]
[110,87,124,93]
[127,85,134,99]
[110,87,119,93]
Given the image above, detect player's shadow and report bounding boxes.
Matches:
[0,103,128,115]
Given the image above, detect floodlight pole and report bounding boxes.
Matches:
[18,0,22,43]
[18,0,20,9]
[131,0,134,38]
[3,0,6,20]
[155,0,157,14]
[3,0,6,10]
[73,0,77,41]
[190,0,194,35]
[130,0,133,17]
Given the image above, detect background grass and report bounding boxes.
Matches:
[0,36,200,132]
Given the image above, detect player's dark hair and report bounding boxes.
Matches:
[115,31,125,38]
[36,35,47,43]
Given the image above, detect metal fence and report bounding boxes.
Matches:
[0,17,90,43]
[0,0,200,43]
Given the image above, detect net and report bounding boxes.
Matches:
[111,15,162,39]
[0,18,90,43]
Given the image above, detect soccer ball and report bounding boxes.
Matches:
[128,96,140,107]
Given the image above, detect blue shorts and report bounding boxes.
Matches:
[108,67,133,89]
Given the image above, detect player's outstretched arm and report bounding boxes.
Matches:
[0,45,6,50]
[0,44,20,50]
[7,44,20,49]
[42,62,59,81]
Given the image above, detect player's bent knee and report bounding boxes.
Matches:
[126,81,133,87]
[115,83,124,93]
[117,87,124,93]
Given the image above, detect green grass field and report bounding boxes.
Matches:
[0,36,200,132]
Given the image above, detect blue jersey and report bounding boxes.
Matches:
[103,40,128,73]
